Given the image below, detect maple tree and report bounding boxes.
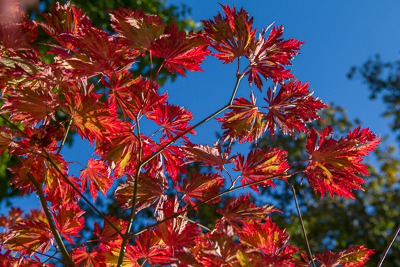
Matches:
[0,1,382,266]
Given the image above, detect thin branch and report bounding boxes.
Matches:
[57,119,73,154]
[13,241,65,264]
[13,156,75,267]
[291,186,316,267]
[117,115,143,267]
[129,172,289,239]
[377,222,400,267]
[178,215,211,232]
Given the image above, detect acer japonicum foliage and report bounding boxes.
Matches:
[0,1,378,266]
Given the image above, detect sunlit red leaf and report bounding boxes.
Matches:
[72,246,106,267]
[54,204,85,244]
[216,92,265,144]
[194,227,245,266]
[315,245,373,267]
[147,103,195,141]
[2,86,59,125]
[183,140,236,171]
[4,218,53,256]
[114,172,167,213]
[80,158,112,202]
[146,141,187,181]
[216,193,279,231]
[0,13,38,52]
[155,197,200,249]
[246,25,304,89]
[202,4,256,64]
[234,147,288,194]
[96,122,138,177]
[263,80,328,137]
[103,73,167,119]
[110,8,165,55]
[0,126,18,155]
[239,218,299,262]
[305,126,380,198]
[51,27,137,77]
[40,1,92,50]
[64,90,121,144]
[93,216,127,249]
[132,229,171,266]
[151,21,210,77]
[175,172,224,210]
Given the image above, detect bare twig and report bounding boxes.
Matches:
[179,215,211,232]
[57,119,73,154]
[117,116,143,267]
[291,186,316,267]
[377,222,400,267]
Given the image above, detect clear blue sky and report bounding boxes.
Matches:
[165,0,400,146]
[2,0,400,225]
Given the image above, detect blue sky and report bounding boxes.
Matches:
[2,0,400,234]
[164,0,400,146]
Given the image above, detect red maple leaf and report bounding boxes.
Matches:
[146,103,195,141]
[263,80,328,137]
[93,216,127,249]
[216,92,266,144]
[246,26,304,89]
[239,218,299,261]
[216,193,279,231]
[110,8,165,55]
[315,245,373,267]
[175,172,224,210]
[3,86,60,125]
[305,126,380,198]
[114,172,167,213]
[53,204,85,244]
[80,158,113,202]
[151,21,210,77]
[72,246,106,267]
[183,140,236,171]
[0,10,38,52]
[3,218,54,256]
[51,27,137,78]
[40,1,93,50]
[132,229,171,266]
[96,122,139,177]
[0,126,18,155]
[234,148,289,194]
[64,90,121,144]
[154,197,200,249]
[194,227,245,266]
[103,73,167,119]
[202,4,256,64]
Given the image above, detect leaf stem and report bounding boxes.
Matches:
[13,156,75,267]
[13,241,65,264]
[117,115,143,267]
[178,215,211,232]
[291,185,316,267]
[57,119,73,154]
[377,222,400,267]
